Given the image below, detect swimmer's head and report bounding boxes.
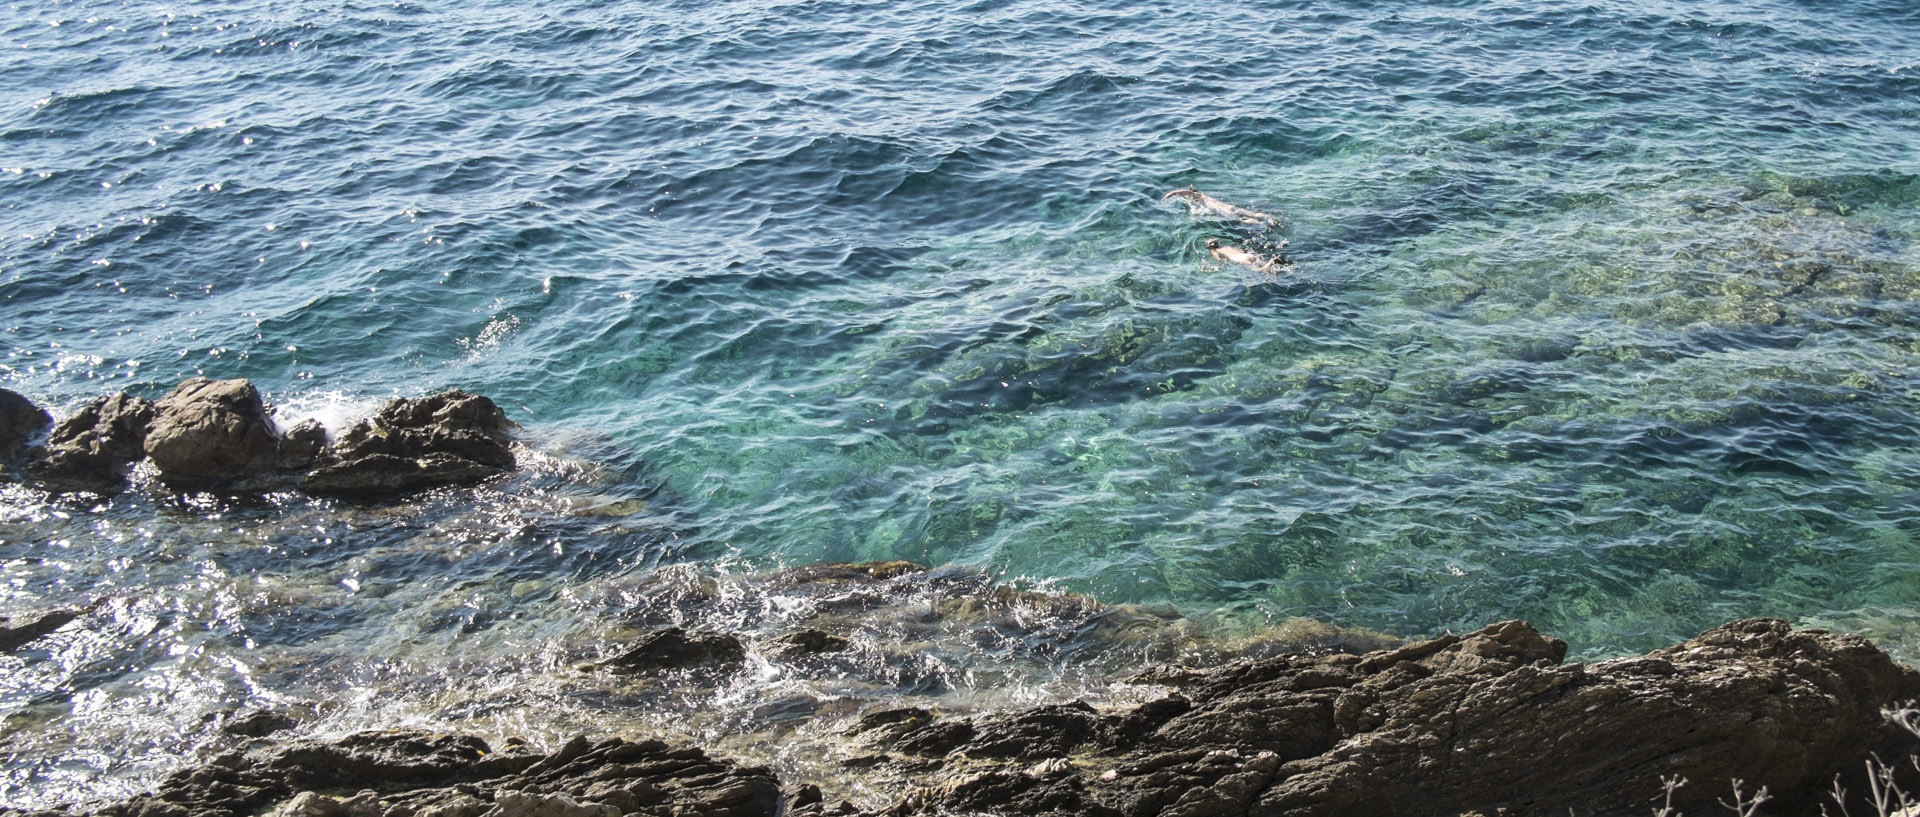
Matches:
[1164,188,1200,201]
[1204,238,1222,249]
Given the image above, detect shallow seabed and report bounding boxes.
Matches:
[3,0,1920,808]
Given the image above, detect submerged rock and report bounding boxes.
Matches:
[26,392,157,493]
[599,627,748,674]
[144,377,282,488]
[0,599,102,653]
[766,628,850,661]
[219,708,303,738]
[0,387,52,468]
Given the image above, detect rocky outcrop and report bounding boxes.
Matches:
[92,730,780,817]
[66,618,1920,817]
[143,377,282,488]
[868,618,1920,817]
[0,387,52,466]
[8,380,517,498]
[301,390,515,497]
[26,392,157,492]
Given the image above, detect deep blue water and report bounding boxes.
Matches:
[4,0,1920,806]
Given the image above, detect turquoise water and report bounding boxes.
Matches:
[4,0,1920,805]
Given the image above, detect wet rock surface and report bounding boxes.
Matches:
[25,392,157,492]
[870,618,1920,817]
[83,731,778,817]
[143,377,282,488]
[62,617,1920,817]
[5,380,517,498]
[0,599,103,653]
[301,390,515,497]
[0,387,52,466]
[599,627,747,674]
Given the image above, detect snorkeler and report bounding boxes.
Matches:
[1163,187,1282,227]
[1206,238,1286,272]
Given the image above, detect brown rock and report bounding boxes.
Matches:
[303,390,515,498]
[143,377,281,487]
[599,627,747,674]
[277,419,328,472]
[768,628,850,661]
[338,390,514,468]
[0,599,103,652]
[0,387,52,465]
[886,619,1920,817]
[1242,619,1918,817]
[300,452,505,496]
[959,702,1102,760]
[88,730,779,817]
[27,392,157,493]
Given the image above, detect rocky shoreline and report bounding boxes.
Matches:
[8,384,1920,815]
[2,614,1911,817]
[1,379,516,498]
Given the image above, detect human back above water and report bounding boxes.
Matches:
[1163,187,1283,228]
[1166,186,1290,272]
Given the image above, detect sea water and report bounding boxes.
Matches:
[3,0,1919,807]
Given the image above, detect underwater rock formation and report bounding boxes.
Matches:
[4,380,517,498]
[598,627,748,674]
[0,599,102,653]
[57,617,1920,817]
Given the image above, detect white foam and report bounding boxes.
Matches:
[267,389,383,441]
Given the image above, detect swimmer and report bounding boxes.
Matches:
[1206,238,1286,273]
[1163,187,1282,227]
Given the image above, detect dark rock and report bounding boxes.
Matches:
[220,709,300,738]
[894,719,975,758]
[90,731,778,817]
[339,390,514,468]
[884,619,1920,817]
[600,627,747,674]
[768,628,850,661]
[849,707,933,737]
[787,784,824,810]
[302,390,515,497]
[891,760,1117,817]
[959,702,1101,760]
[771,561,928,587]
[143,377,281,488]
[1100,695,1192,750]
[277,419,328,472]
[26,392,156,493]
[0,387,52,466]
[63,619,1920,817]
[300,452,506,496]
[265,731,512,790]
[0,599,102,652]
